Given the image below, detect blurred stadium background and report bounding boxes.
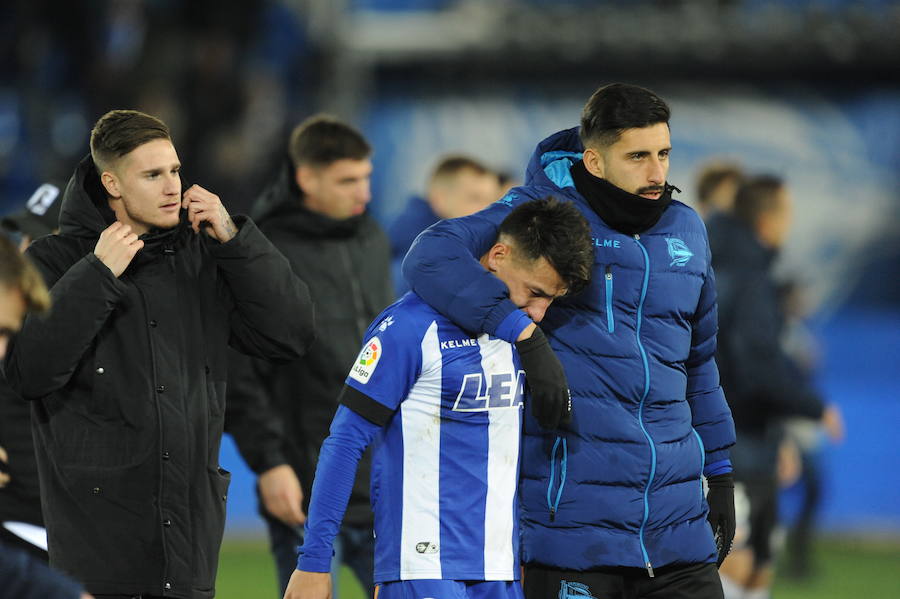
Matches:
[2,0,898,597]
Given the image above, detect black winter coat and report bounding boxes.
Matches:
[0,371,43,528]
[708,213,823,475]
[226,161,393,526]
[4,155,314,598]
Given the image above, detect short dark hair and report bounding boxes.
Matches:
[498,197,593,295]
[696,162,744,208]
[90,110,171,174]
[733,175,786,228]
[580,83,671,149]
[429,155,491,186]
[0,236,50,315]
[288,114,371,168]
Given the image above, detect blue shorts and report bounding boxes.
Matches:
[377,580,524,599]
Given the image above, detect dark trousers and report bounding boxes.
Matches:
[264,509,375,599]
[785,450,822,576]
[524,562,724,599]
[0,526,47,562]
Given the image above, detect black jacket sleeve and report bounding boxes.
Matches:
[224,348,289,475]
[0,542,84,599]
[722,271,824,420]
[209,216,315,362]
[5,248,128,400]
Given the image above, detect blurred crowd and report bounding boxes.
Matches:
[1,0,316,216]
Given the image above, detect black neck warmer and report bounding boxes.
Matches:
[570,160,678,235]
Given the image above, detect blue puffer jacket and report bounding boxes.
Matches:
[403,127,735,572]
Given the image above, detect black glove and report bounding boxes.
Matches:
[515,327,572,430]
[706,472,736,567]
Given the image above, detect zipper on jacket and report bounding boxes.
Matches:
[339,245,369,338]
[546,436,568,522]
[633,234,656,578]
[604,265,615,333]
[693,429,706,501]
[136,286,171,585]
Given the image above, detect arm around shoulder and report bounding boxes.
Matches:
[401,199,526,340]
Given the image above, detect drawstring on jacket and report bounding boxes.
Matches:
[547,436,568,522]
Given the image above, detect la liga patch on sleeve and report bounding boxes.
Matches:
[349,337,382,384]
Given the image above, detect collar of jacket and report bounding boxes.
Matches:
[569,159,678,236]
[139,210,191,256]
[58,154,190,257]
[251,159,365,238]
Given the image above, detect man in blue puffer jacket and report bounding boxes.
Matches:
[403,83,736,599]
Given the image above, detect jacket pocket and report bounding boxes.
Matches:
[546,436,568,522]
[692,428,706,500]
[604,265,615,333]
[206,378,227,468]
[194,467,231,592]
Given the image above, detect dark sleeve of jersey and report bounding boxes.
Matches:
[338,384,395,427]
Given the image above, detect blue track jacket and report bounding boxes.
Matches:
[402,127,735,572]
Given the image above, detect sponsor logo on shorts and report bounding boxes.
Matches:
[559,581,597,599]
[415,541,439,554]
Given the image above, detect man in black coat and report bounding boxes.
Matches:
[226,115,392,598]
[1,234,91,599]
[1,181,63,561]
[708,175,842,599]
[4,110,314,599]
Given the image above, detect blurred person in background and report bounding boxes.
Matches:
[495,170,520,198]
[0,235,91,599]
[695,161,744,221]
[387,155,501,295]
[3,109,314,599]
[226,115,392,598]
[708,175,843,599]
[1,182,63,251]
[778,279,841,580]
[403,82,736,599]
[0,181,62,562]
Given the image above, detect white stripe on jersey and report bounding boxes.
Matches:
[479,336,520,580]
[399,321,443,579]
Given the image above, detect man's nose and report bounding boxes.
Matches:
[358,181,372,204]
[164,174,181,195]
[526,300,551,323]
[648,157,666,185]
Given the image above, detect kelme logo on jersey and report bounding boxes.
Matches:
[349,337,381,384]
[665,237,693,267]
[415,541,439,554]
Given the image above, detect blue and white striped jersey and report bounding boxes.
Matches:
[343,292,524,583]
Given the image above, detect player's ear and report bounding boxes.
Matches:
[101,170,121,199]
[582,147,605,179]
[485,242,509,272]
[296,165,318,196]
